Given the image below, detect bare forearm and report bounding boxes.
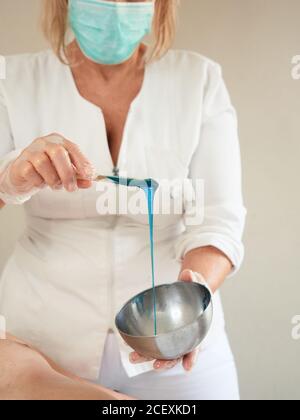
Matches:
[1,336,132,401]
[181,246,233,293]
[10,372,119,401]
[0,199,5,209]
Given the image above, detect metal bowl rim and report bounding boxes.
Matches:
[115,282,213,339]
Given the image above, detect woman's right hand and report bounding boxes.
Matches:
[0,133,94,196]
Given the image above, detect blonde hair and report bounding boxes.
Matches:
[42,0,179,64]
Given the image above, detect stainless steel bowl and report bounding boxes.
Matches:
[115,282,213,360]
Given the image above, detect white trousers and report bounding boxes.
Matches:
[96,331,240,401]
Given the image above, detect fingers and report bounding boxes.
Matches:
[182,348,200,372]
[129,350,199,372]
[32,134,94,191]
[178,269,194,283]
[129,352,182,372]
[11,160,44,192]
[129,352,154,364]
[77,179,92,189]
[6,135,94,195]
[63,139,94,180]
[153,358,182,371]
[178,270,208,288]
[44,142,77,192]
[28,152,61,190]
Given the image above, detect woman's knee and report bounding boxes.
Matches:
[0,339,53,399]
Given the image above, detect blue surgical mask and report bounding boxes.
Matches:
[69,0,155,65]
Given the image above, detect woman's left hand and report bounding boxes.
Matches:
[129,269,206,372]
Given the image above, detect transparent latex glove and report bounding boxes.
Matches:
[0,134,94,205]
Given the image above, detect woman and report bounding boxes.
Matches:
[0,0,246,400]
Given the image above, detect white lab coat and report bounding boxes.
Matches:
[0,49,246,379]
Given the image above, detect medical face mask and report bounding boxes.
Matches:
[69,0,155,65]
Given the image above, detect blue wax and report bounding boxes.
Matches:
[107,176,159,336]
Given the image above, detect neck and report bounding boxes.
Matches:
[67,41,146,81]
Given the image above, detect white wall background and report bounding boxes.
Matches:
[0,0,299,400]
